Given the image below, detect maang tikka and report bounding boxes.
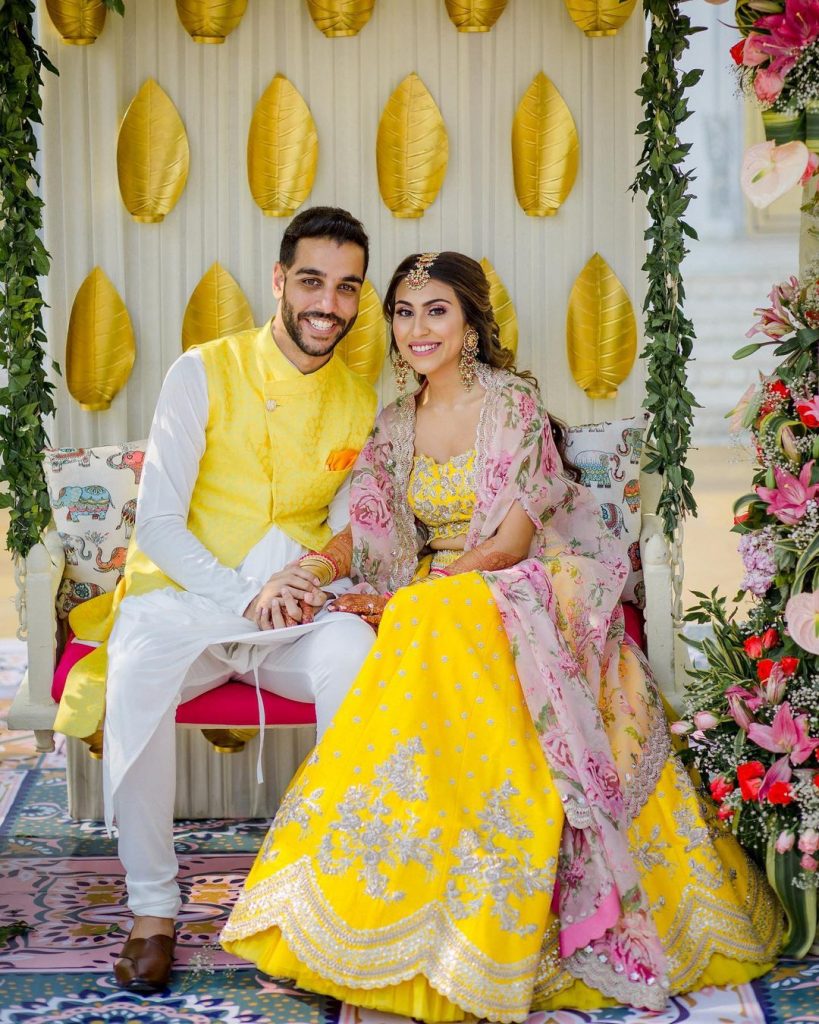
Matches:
[460,327,479,390]
[406,252,439,290]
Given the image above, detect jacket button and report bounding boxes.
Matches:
[265,399,277,412]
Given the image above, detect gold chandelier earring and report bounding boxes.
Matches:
[460,328,479,390]
[393,352,411,393]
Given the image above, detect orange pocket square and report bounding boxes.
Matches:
[326,448,359,471]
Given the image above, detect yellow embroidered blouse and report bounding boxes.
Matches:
[407,450,476,572]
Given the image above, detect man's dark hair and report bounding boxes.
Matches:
[279,207,369,275]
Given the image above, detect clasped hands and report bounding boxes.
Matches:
[243,564,391,631]
[243,565,329,630]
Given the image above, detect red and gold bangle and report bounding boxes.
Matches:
[298,551,340,587]
[429,566,454,578]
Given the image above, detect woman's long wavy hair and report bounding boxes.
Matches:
[383,251,580,481]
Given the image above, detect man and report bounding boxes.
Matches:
[54,207,379,992]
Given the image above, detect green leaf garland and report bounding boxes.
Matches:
[0,1,59,560]
[631,0,704,539]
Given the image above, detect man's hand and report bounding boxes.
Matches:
[327,593,390,628]
[244,565,329,631]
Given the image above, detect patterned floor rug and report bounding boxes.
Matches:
[1,638,817,1024]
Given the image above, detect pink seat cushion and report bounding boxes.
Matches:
[622,602,645,650]
[51,635,316,727]
[52,604,647,728]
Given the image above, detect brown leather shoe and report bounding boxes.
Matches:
[113,933,176,993]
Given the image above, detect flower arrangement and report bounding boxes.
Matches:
[729,1,819,210]
[679,261,819,956]
[731,1,819,136]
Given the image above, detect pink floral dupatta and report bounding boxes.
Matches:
[349,365,671,1008]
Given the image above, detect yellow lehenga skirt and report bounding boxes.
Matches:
[222,574,782,1022]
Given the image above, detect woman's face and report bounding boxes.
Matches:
[392,277,469,381]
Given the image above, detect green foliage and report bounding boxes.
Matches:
[102,0,125,13]
[0,1,59,559]
[630,0,705,539]
[0,919,33,947]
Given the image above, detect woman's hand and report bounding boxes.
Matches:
[244,565,329,631]
[328,593,390,628]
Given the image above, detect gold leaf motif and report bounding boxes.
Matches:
[182,263,255,351]
[562,0,637,37]
[377,73,449,219]
[117,80,190,224]
[567,253,636,399]
[66,268,136,411]
[444,0,509,32]
[305,0,375,37]
[512,72,579,217]
[175,0,248,43]
[247,75,318,217]
[480,258,518,358]
[335,280,387,385]
[45,0,106,45]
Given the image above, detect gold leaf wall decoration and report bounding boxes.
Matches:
[512,72,579,217]
[117,80,190,223]
[181,263,255,351]
[66,268,136,411]
[335,280,387,385]
[45,0,107,45]
[247,75,318,217]
[175,0,248,43]
[305,0,376,36]
[444,0,509,32]
[480,258,518,357]
[566,253,636,399]
[377,73,449,219]
[563,0,638,37]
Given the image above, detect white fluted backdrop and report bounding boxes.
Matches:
[37,0,646,446]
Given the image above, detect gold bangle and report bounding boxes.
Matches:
[298,555,334,587]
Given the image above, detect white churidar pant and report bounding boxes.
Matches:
[102,523,376,918]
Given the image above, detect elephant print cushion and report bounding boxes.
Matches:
[563,415,647,608]
[43,442,146,618]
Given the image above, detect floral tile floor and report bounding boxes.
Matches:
[1,639,816,1024]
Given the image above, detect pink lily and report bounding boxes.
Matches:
[756,460,819,525]
[726,683,763,713]
[746,279,799,338]
[756,1,819,52]
[747,702,819,765]
[726,688,755,731]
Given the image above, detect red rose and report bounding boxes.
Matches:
[769,380,790,400]
[767,781,795,805]
[730,38,745,64]
[814,773,819,790]
[709,777,735,803]
[757,659,775,681]
[744,636,764,659]
[797,401,819,429]
[737,761,765,801]
[717,805,734,820]
[780,656,800,677]
[761,628,780,651]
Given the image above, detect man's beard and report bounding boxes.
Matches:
[280,288,357,357]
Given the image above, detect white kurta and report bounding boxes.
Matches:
[102,351,364,829]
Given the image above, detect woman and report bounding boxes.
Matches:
[222,253,781,1021]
